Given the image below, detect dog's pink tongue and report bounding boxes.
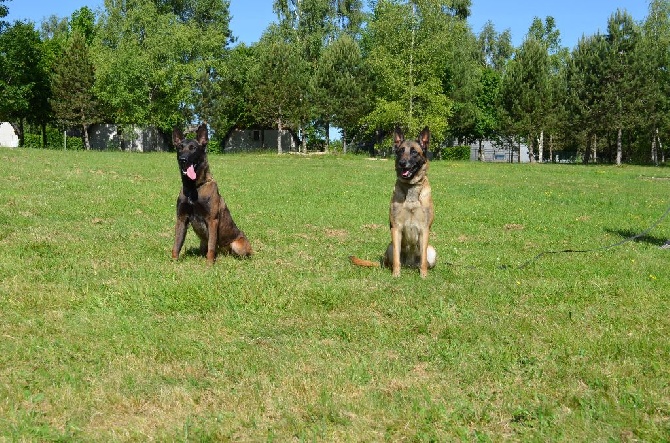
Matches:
[402,170,412,178]
[186,165,196,180]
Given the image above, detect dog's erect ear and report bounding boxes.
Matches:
[419,126,430,152]
[393,127,404,148]
[172,127,184,146]
[196,123,209,147]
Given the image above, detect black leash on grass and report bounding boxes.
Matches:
[498,201,670,271]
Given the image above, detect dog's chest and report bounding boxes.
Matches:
[392,184,430,222]
[181,192,213,238]
[190,212,209,238]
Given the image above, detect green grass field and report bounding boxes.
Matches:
[1,147,669,441]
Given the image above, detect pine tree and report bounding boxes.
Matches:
[50,32,99,150]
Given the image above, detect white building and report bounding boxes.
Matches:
[0,122,18,147]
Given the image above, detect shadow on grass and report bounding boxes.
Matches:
[605,229,668,247]
[182,247,206,257]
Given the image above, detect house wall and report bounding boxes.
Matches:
[0,122,18,147]
[224,129,295,152]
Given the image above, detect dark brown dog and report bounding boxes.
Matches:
[350,127,436,277]
[171,123,252,264]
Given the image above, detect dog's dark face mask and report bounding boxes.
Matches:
[176,140,206,181]
[393,127,430,182]
[173,124,209,183]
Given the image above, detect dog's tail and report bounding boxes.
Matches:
[349,256,381,268]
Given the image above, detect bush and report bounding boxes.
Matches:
[434,145,470,161]
[23,133,43,149]
[63,136,84,150]
[22,127,85,150]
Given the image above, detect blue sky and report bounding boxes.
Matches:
[5,0,650,49]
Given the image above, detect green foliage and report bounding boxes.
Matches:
[434,144,470,160]
[7,0,670,162]
[247,26,311,152]
[70,6,96,44]
[312,33,371,141]
[197,44,255,137]
[2,148,670,440]
[22,133,43,149]
[50,31,100,149]
[361,0,460,144]
[92,0,232,130]
[0,22,50,135]
[500,36,550,139]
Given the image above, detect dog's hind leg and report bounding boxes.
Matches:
[199,239,208,257]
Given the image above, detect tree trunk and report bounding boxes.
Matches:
[478,139,483,162]
[538,130,544,163]
[616,128,623,166]
[301,126,306,153]
[277,117,283,154]
[528,134,534,163]
[592,134,597,164]
[324,122,330,153]
[549,134,554,163]
[342,128,347,154]
[658,128,665,163]
[652,130,658,166]
[41,123,47,148]
[583,134,591,164]
[82,123,91,150]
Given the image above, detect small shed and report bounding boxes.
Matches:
[223,128,296,153]
[470,140,530,163]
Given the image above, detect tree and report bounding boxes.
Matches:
[527,16,568,162]
[639,0,670,164]
[247,26,310,153]
[602,9,641,165]
[0,0,8,31]
[92,0,232,131]
[446,20,489,145]
[197,43,256,146]
[50,31,100,150]
[477,20,513,72]
[499,36,550,162]
[565,33,609,163]
[272,0,342,151]
[0,22,50,146]
[70,6,96,45]
[361,0,460,146]
[312,33,371,151]
[461,21,513,159]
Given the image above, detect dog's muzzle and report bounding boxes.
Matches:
[178,157,197,180]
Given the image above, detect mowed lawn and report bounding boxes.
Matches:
[1,147,669,441]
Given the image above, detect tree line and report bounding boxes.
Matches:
[1,0,669,164]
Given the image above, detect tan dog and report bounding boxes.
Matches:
[171,123,252,264]
[351,127,436,277]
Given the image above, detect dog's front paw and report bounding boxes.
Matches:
[206,250,216,265]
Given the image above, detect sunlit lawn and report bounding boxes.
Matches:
[1,147,669,441]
